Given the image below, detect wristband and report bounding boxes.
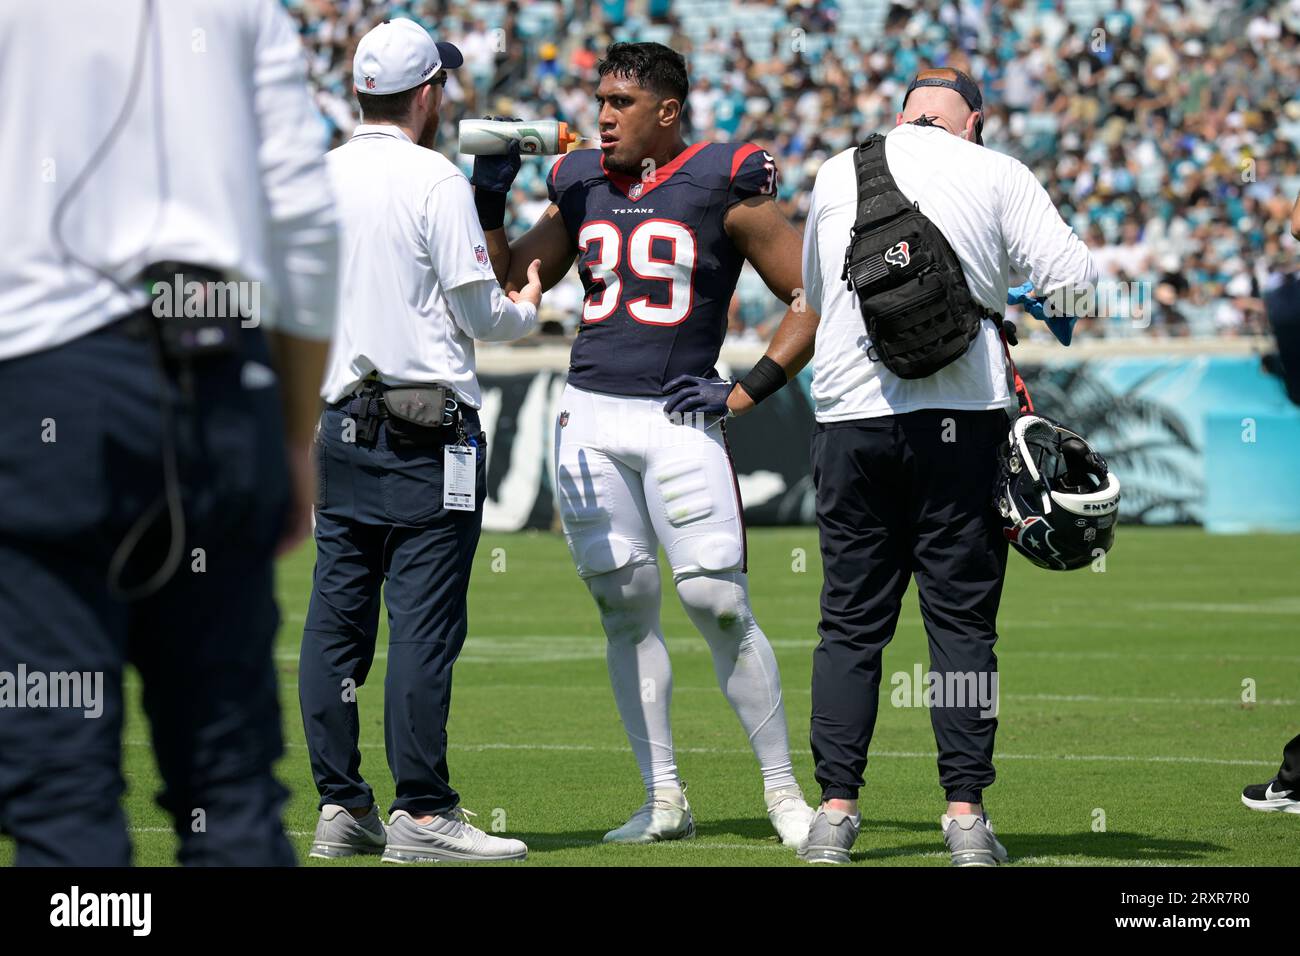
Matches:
[474,189,508,231]
[737,355,787,405]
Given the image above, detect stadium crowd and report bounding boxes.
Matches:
[287,0,1300,342]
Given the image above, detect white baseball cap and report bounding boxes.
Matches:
[353,18,463,95]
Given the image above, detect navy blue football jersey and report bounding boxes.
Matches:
[547,142,778,396]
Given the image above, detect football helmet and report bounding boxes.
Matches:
[994,415,1120,570]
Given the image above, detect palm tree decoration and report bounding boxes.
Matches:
[1023,362,1202,524]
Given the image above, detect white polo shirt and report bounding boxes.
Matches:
[0,0,339,360]
[321,124,537,407]
[803,123,1098,422]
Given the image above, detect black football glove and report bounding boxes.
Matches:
[662,374,735,418]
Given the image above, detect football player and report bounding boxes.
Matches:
[471,42,819,845]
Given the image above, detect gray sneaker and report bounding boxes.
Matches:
[941,813,1009,866]
[309,804,387,859]
[796,807,860,864]
[381,808,528,863]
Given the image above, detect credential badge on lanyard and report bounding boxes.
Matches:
[443,428,476,512]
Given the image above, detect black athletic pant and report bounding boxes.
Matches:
[810,408,1009,806]
[1278,734,1300,789]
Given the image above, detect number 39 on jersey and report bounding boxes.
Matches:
[548,142,778,397]
[578,218,696,326]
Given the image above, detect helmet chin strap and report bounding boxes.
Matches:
[1011,416,1055,514]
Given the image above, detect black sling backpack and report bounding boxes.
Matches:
[840,133,1003,380]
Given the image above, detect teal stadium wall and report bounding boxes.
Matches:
[474,354,1300,533]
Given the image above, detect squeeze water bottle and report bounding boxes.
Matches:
[458,118,581,156]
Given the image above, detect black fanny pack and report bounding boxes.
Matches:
[840,134,1001,380]
[383,386,456,428]
[341,382,462,448]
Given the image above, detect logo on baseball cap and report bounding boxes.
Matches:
[903,67,985,144]
[353,18,463,95]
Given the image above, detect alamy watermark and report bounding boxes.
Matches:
[890,664,999,718]
[150,273,262,327]
[0,664,103,718]
[50,886,150,936]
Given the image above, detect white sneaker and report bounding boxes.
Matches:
[308,804,387,859]
[603,788,695,844]
[381,808,527,863]
[765,786,816,847]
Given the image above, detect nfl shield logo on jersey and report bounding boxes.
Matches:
[474,244,489,266]
[559,410,570,428]
[628,181,644,200]
[364,75,376,90]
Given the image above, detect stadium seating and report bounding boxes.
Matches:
[286,0,1299,341]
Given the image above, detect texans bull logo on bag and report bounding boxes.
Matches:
[884,241,910,268]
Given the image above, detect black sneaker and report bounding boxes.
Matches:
[1241,779,1300,814]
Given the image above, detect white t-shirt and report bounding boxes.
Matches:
[0,0,339,359]
[321,125,536,406]
[803,123,1097,422]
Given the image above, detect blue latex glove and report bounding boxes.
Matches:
[662,374,734,417]
[1007,281,1075,346]
[470,117,523,193]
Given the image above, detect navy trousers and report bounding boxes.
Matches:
[810,408,1009,806]
[299,402,485,817]
[0,319,295,866]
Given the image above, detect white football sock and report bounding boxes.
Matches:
[675,570,799,793]
[587,564,681,795]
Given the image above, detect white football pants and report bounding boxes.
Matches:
[553,383,797,797]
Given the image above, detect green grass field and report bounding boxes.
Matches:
[4,527,1298,866]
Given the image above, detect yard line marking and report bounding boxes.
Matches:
[1137,598,1300,615]
[1005,752,1274,767]
[129,669,1300,707]
[272,641,1300,666]
[515,846,1178,866]
[518,834,789,853]
[115,826,1194,865]
[1013,650,1300,664]
[1010,856,1179,867]
[1003,697,1289,712]
[120,739,1276,767]
[391,683,1298,708]
[128,827,312,837]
